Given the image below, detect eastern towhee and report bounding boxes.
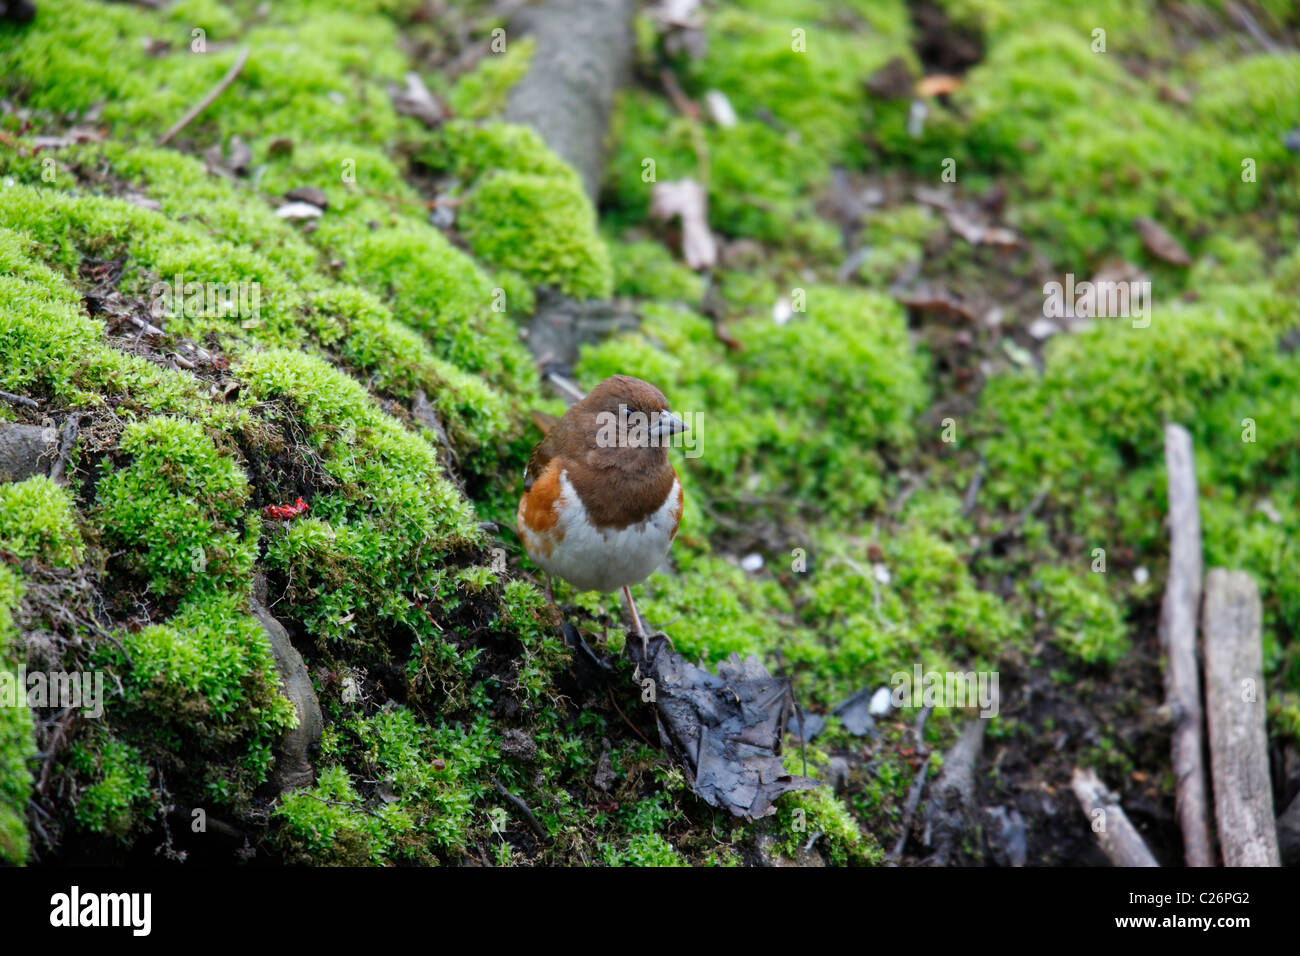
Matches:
[517,375,687,650]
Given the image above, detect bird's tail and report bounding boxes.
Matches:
[529,409,560,436]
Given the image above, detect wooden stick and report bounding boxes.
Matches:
[1072,768,1159,866]
[1159,423,1214,866]
[505,0,636,200]
[0,389,39,409]
[47,413,80,486]
[157,47,250,146]
[491,776,548,841]
[1202,569,1280,866]
[922,716,984,865]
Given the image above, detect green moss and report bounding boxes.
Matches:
[981,287,1289,513]
[275,708,495,864]
[748,279,922,466]
[96,416,256,598]
[239,349,476,539]
[776,746,882,865]
[106,593,296,804]
[788,526,1017,699]
[0,565,34,863]
[1192,54,1300,170]
[1,1,410,148]
[0,223,202,411]
[606,831,687,867]
[609,239,704,303]
[307,284,515,460]
[1031,566,1128,666]
[978,278,1299,705]
[242,349,483,647]
[691,7,901,158]
[0,179,305,347]
[445,38,535,118]
[460,171,613,299]
[273,764,391,865]
[942,0,1157,49]
[340,220,535,392]
[435,120,579,183]
[496,579,570,711]
[607,2,909,250]
[914,24,1298,266]
[0,477,83,566]
[598,791,688,866]
[68,736,152,840]
[1271,693,1300,743]
[1188,235,1268,289]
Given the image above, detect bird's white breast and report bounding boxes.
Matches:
[528,470,680,593]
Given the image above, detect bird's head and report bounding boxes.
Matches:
[578,375,688,468]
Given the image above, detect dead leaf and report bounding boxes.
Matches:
[915,186,1018,247]
[227,135,252,176]
[628,635,820,819]
[895,285,977,322]
[388,71,448,128]
[650,179,717,270]
[1134,217,1191,266]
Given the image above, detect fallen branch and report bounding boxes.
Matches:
[1226,1,1283,53]
[1071,768,1159,867]
[0,389,39,409]
[960,456,986,518]
[47,413,80,486]
[1159,423,1213,866]
[251,587,323,794]
[491,776,548,841]
[1202,568,1279,866]
[505,0,636,200]
[157,46,250,146]
[921,716,985,865]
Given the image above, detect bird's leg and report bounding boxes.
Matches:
[622,585,647,657]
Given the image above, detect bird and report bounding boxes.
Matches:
[517,375,687,652]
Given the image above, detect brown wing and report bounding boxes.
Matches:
[670,472,684,539]
[523,411,565,491]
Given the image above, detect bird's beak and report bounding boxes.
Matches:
[651,410,689,440]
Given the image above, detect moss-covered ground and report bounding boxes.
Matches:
[0,0,1296,865]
